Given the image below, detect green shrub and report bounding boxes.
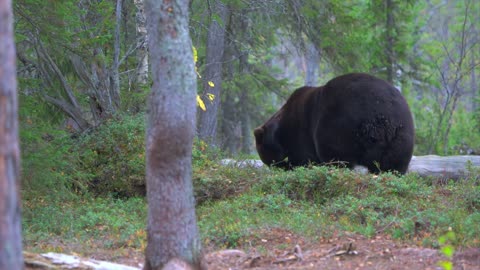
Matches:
[193,158,269,204]
[411,94,480,155]
[21,121,87,199]
[73,114,146,197]
[447,107,480,154]
[257,166,366,204]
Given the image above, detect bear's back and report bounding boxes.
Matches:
[319,73,412,126]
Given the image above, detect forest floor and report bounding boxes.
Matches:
[25,228,480,270]
[22,165,480,270]
[202,228,480,270]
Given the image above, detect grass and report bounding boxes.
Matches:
[22,164,480,256]
[22,196,147,253]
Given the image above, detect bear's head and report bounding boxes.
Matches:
[253,112,287,167]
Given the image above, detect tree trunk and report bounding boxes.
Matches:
[220,30,238,155]
[221,90,238,155]
[240,105,252,154]
[110,0,122,110]
[385,0,395,84]
[144,0,203,269]
[238,44,252,154]
[197,0,229,145]
[304,41,319,86]
[470,46,477,112]
[0,0,24,268]
[408,155,480,181]
[134,0,149,86]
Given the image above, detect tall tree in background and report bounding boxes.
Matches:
[144,0,203,269]
[0,0,24,268]
[134,0,149,86]
[424,0,480,154]
[304,41,320,86]
[385,0,395,83]
[236,13,253,154]
[15,0,133,129]
[197,0,230,145]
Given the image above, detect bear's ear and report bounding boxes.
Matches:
[254,127,264,142]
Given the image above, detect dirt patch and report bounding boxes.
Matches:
[203,228,480,270]
[25,229,480,269]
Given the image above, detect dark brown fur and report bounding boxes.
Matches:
[254,73,415,174]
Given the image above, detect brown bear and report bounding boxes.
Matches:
[254,73,415,174]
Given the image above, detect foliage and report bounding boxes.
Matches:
[13,0,480,157]
[23,196,147,253]
[20,112,146,199]
[193,160,267,205]
[23,164,480,253]
[72,114,146,197]
[21,111,261,199]
[437,230,456,270]
[13,1,480,266]
[20,95,88,199]
[411,94,480,155]
[416,0,480,154]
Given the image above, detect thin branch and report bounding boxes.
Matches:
[34,37,80,109]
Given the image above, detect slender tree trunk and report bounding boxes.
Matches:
[240,101,252,154]
[238,45,252,154]
[0,0,24,268]
[385,0,395,83]
[134,0,148,86]
[144,0,203,269]
[220,28,238,155]
[221,90,238,155]
[110,0,122,109]
[442,92,460,154]
[470,51,477,112]
[197,0,229,145]
[304,41,319,86]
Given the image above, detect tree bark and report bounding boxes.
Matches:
[470,50,477,112]
[408,155,480,181]
[0,0,24,268]
[110,0,122,109]
[197,0,229,145]
[34,46,91,130]
[220,29,239,155]
[304,41,319,87]
[234,8,253,154]
[385,0,395,84]
[144,0,203,269]
[134,0,149,86]
[238,43,252,154]
[221,90,239,155]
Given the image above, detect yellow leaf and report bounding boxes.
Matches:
[192,46,198,63]
[207,93,215,101]
[208,81,215,87]
[197,95,206,111]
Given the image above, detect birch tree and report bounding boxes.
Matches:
[134,0,149,86]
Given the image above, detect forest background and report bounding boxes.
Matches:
[16,0,480,195]
[13,0,480,265]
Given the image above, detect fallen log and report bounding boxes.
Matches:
[408,155,480,180]
[221,155,480,180]
[24,251,141,270]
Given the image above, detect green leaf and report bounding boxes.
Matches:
[438,261,453,270]
[441,245,455,258]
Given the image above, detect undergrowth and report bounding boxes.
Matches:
[23,162,480,255]
[20,114,480,254]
